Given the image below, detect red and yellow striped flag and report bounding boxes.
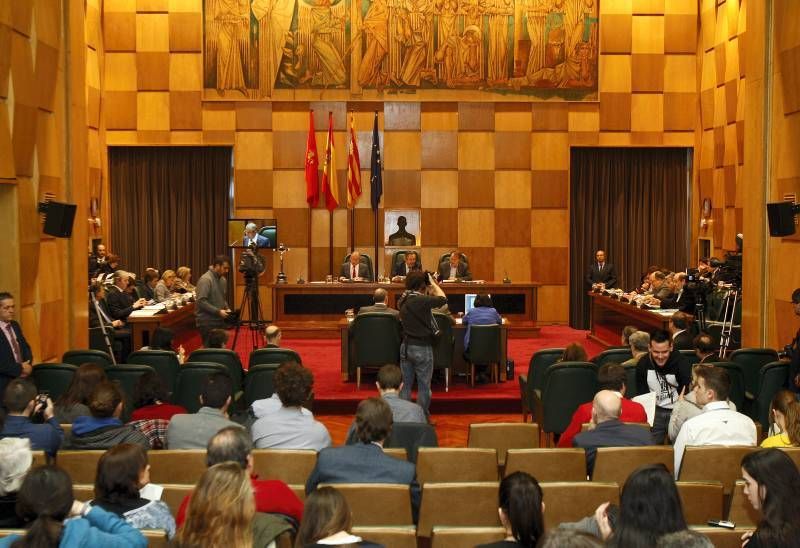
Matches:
[347,113,362,208]
[321,112,339,212]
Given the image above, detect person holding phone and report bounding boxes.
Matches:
[0,378,63,457]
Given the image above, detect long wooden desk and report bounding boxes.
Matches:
[339,319,508,382]
[272,282,538,338]
[126,302,196,349]
[589,292,673,347]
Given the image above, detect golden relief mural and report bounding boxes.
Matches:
[203,0,599,100]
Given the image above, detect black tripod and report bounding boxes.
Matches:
[232,273,268,352]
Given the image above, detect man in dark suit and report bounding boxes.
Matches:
[391,251,421,281]
[669,311,694,351]
[265,325,282,348]
[339,251,370,281]
[692,332,717,364]
[437,252,471,281]
[357,289,400,317]
[585,249,617,289]
[106,271,147,321]
[0,292,33,397]
[306,397,420,519]
[573,390,653,476]
[789,288,800,393]
[660,272,696,313]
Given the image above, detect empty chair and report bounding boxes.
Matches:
[248,348,302,369]
[172,362,228,413]
[147,449,208,484]
[676,481,724,525]
[538,482,620,530]
[105,363,155,420]
[188,348,244,391]
[351,526,416,548]
[592,446,674,484]
[755,361,790,428]
[126,350,181,394]
[351,313,401,389]
[465,325,502,386]
[467,422,540,467]
[417,482,500,538]
[519,348,563,422]
[318,483,413,527]
[384,422,438,463]
[31,363,77,401]
[56,450,105,483]
[430,526,507,548]
[432,312,454,392]
[251,449,318,485]
[727,480,761,527]
[62,349,113,368]
[540,362,598,444]
[244,363,280,407]
[504,448,587,482]
[729,348,779,399]
[678,446,757,495]
[592,348,633,367]
[416,448,498,484]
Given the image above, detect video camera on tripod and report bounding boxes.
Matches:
[238,241,266,280]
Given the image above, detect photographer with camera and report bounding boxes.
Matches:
[195,255,232,347]
[397,271,446,419]
[0,378,63,457]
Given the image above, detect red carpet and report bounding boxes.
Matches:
[175,326,605,414]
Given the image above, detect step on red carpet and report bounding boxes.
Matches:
[175,325,605,414]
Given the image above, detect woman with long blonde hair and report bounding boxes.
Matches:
[175,462,254,548]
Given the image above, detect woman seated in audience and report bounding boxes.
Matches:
[153,270,176,303]
[761,390,800,447]
[0,465,146,548]
[130,371,186,422]
[595,464,687,546]
[173,266,195,293]
[463,293,502,383]
[0,438,33,528]
[294,486,381,547]
[92,443,175,538]
[175,462,255,548]
[740,448,800,547]
[54,362,108,423]
[64,381,149,450]
[560,342,588,363]
[477,471,544,548]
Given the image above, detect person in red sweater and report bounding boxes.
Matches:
[129,371,186,422]
[557,363,647,448]
[175,426,303,527]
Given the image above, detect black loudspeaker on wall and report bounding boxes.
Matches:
[40,201,77,238]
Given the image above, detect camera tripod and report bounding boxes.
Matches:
[717,286,741,358]
[91,291,118,365]
[232,274,268,352]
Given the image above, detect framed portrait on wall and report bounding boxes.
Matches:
[384,210,420,247]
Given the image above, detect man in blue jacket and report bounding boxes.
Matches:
[0,378,63,457]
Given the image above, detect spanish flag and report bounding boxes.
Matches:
[347,113,362,208]
[321,112,339,212]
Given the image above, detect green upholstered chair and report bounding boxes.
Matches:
[62,349,113,368]
[248,348,302,369]
[592,348,633,367]
[106,363,156,421]
[351,312,402,389]
[244,364,280,407]
[729,348,779,400]
[756,361,790,428]
[31,363,77,401]
[127,350,181,395]
[189,349,244,393]
[173,362,228,413]
[464,325,502,387]
[519,348,563,422]
[540,362,598,443]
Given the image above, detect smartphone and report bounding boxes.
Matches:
[36,392,49,406]
[707,520,735,529]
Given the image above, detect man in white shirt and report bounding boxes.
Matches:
[673,365,756,478]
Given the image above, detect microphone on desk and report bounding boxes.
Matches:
[503,270,511,284]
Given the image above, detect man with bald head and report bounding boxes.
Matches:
[572,390,654,476]
[340,251,370,281]
[357,288,399,317]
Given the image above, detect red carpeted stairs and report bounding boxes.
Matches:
[176,326,605,414]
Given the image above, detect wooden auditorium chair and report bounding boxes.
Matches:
[351,526,416,548]
[675,481,724,525]
[251,449,318,485]
[538,482,619,530]
[317,483,413,527]
[468,422,540,468]
[678,446,757,496]
[430,526,507,548]
[415,448,498,484]
[417,482,501,538]
[591,446,674,484]
[503,448,587,482]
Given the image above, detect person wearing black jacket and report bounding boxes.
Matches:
[106,272,147,321]
[397,271,446,419]
[636,329,692,444]
[788,288,800,393]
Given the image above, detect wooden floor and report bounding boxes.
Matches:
[318,413,524,447]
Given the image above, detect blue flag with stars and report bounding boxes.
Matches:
[369,111,382,211]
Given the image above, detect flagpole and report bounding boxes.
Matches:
[349,110,355,254]
[372,111,380,282]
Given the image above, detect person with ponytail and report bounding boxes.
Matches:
[477,472,545,548]
[740,449,800,547]
[761,390,800,447]
[0,465,146,548]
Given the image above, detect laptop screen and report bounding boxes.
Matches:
[464,294,477,315]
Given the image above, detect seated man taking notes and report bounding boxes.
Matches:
[391,251,421,281]
[340,251,369,282]
[437,252,472,281]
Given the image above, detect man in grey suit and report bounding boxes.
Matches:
[357,288,400,317]
[573,390,653,477]
[167,372,240,449]
[340,251,370,281]
[306,397,420,520]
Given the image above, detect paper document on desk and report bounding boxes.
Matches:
[632,392,656,426]
[129,309,161,317]
[144,304,166,311]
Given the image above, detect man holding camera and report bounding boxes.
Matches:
[397,271,446,419]
[0,378,63,457]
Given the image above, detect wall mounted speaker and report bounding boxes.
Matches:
[40,201,77,238]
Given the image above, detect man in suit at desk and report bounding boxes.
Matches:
[0,293,32,398]
[340,251,370,281]
[391,251,421,281]
[243,222,270,248]
[586,249,617,290]
[106,271,147,321]
[358,289,400,318]
[437,252,471,281]
[305,397,420,518]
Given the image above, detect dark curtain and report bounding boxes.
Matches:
[109,147,231,281]
[569,148,691,329]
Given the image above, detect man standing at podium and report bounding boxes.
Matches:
[586,249,617,289]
